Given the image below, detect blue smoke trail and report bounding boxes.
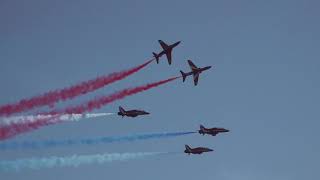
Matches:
[0,131,196,150]
[0,152,175,172]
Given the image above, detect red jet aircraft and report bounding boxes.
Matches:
[117,106,150,118]
[152,40,181,65]
[180,60,212,86]
[198,125,229,136]
[184,145,213,155]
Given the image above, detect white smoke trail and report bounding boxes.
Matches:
[0,113,114,126]
[0,152,171,171]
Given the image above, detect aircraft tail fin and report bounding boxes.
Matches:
[199,124,206,135]
[180,70,187,82]
[185,145,191,151]
[119,106,125,114]
[153,52,160,64]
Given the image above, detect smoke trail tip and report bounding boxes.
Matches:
[171,76,182,80]
[156,151,183,156]
[148,58,155,63]
[84,112,115,117]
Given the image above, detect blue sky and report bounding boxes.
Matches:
[0,0,319,179]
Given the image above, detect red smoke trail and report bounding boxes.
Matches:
[0,76,179,140]
[0,59,153,117]
[59,76,180,114]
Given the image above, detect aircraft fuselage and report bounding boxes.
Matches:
[118,110,150,118]
[184,66,212,77]
[199,127,229,136]
[184,147,213,155]
[193,66,211,74]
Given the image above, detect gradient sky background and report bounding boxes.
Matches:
[1,0,319,179]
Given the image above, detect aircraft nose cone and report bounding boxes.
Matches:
[222,129,230,132]
[208,149,214,152]
[208,66,212,69]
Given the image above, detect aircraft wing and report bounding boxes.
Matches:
[211,133,218,136]
[193,72,200,86]
[159,40,169,49]
[165,50,172,65]
[188,60,198,71]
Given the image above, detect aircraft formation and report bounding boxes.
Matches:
[0,39,230,171]
[122,40,229,155]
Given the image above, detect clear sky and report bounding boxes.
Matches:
[1,0,319,179]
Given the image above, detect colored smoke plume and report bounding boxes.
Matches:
[0,113,114,140]
[0,60,153,117]
[0,152,174,171]
[0,131,196,150]
[0,76,179,140]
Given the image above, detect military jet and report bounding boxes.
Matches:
[198,125,229,136]
[180,60,212,86]
[152,40,181,65]
[117,106,150,118]
[184,145,213,155]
